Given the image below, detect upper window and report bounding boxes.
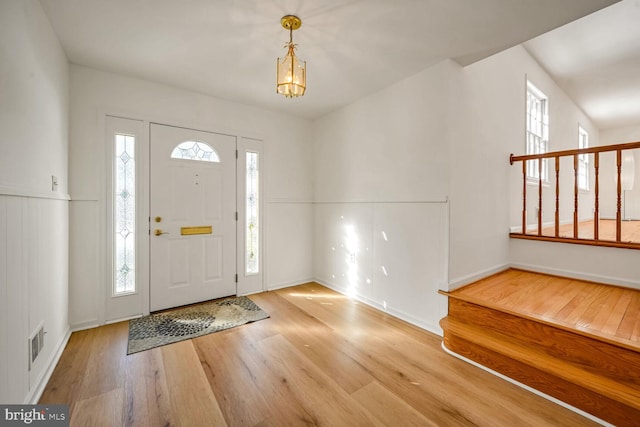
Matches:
[170,140,220,162]
[526,81,549,181]
[578,126,590,191]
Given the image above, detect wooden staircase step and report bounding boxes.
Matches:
[446,298,640,386]
[440,316,640,411]
[441,288,640,352]
[440,317,640,427]
[439,269,640,426]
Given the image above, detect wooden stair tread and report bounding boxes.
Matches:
[439,288,640,354]
[440,316,640,409]
[447,298,640,384]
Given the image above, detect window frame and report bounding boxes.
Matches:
[525,81,549,183]
[113,132,137,297]
[578,126,590,191]
[170,140,220,162]
[245,151,260,275]
[105,116,145,324]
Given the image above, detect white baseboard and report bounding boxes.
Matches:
[446,260,639,292]
[70,320,100,333]
[106,314,143,325]
[238,289,265,297]
[440,342,612,427]
[266,277,315,292]
[27,327,72,404]
[509,262,640,289]
[447,263,510,291]
[315,279,444,337]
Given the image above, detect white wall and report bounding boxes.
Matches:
[313,202,449,333]
[313,61,454,334]
[510,238,640,289]
[313,42,640,334]
[484,49,640,289]
[457,45,600,285]
[0,0,70,403]
[0,2,68,194]
[68,65,314,327]
[599,125,640,220]
[458,45,639,289]
[448,51,516,285]
[471,47,600,236]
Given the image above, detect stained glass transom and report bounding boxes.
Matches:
[115,134,136,295]
[170,140,220,162]
[246,152,259,275]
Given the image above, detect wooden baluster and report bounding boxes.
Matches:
[538,159,543,236]
[555,156,560,237]
[594,152,599,240]
[522,161,527,234]
[573,154,579,238]
[509,141,640,248]
[616,150,622,241]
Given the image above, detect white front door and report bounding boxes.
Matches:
[149,123,236,311]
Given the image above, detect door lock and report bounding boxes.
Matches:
[154,229,170,236]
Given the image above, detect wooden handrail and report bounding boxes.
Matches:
[510,142,639,249]
[510,141,640,164]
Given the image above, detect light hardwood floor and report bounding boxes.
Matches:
[531,219,640,243]
[40,282,598,426]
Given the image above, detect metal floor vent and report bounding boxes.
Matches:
[28,323,45,370]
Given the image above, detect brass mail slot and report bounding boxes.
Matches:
[181,225,213,236]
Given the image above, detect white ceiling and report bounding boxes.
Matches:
[525,0,640,130]
[39,0,620,121]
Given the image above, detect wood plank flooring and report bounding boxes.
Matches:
[529,219,640,243]
[449,269,640,350]
[40,282,599,426]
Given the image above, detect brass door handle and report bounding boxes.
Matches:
[154,229,170,236]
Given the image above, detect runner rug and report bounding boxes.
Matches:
[127,296,269,354]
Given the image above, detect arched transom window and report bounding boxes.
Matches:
[170,140,220,162]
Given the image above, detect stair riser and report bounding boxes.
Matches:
[448,299,640,385]
[444,333,640,427]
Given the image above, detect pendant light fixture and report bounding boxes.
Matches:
[277,15,306,98]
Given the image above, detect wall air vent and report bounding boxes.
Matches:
[28,323,45,371]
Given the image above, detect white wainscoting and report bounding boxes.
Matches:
[68,200,101,328]
[0,193,70,403]
[314,201,449,335]
[265,201,314,291]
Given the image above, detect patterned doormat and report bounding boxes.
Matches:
[127,296,269,354]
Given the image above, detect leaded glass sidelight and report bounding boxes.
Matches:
[114,134,136,295]
[246,152,259,274]
[170,140,220,162]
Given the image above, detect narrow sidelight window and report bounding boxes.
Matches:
[114,133,136,295]
[246,151,259,274]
